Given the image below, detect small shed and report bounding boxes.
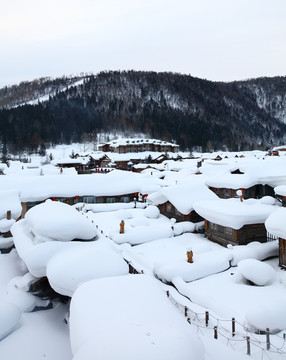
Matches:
[194,198,277,247]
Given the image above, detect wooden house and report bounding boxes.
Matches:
[205,221,267,247]
[98,138,179,154]
[148,179,218,224]
[207,170,275,200]
[194,198,276,247]
[158,201,203,223]
[0,172,160,218]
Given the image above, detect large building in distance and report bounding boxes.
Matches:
[98,138,179,154]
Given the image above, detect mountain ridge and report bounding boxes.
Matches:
[0,71,286,153]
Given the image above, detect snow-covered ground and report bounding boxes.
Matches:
[1,145,286,359]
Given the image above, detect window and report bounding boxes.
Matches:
[83,196,95,204]
[120,196,130,203]
[225,227,234,235]
[210,222,217,230]
[106,197,115,203]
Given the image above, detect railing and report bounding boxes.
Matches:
[267,232,279,242]
[165,288,286,359]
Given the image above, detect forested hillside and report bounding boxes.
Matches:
[0,71,286,154]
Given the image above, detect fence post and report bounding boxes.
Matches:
[266,328,270,350]
[187,317,191,324]
[246,336,251,355]
[166,290,169,298]
[214,326,218,339]
[184,306,188,317]
[232,318,235,337]
[205,311,209,327]
[7,210,11,220]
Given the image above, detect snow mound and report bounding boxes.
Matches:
[114,209,133,220]
[173,221,195,236]
[111,224,173,245]
[265,207,286,239]
[0,190,22,220]
[0,302,21,340]
[129,217,150,227]
[0,218,15,233]
[260,196,276,205]
[155,251,232,283]
[73,326,200,360]
[46,242,129,296]
[70,275,204,360]
[237,259,277,286]
[144,205,160,219]
[246,300,286,332]
[25,200,97,241]
[229,241,278,266]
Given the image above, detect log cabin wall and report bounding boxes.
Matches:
[237,223,267,245]
[158,202,203,223]
[205,221,267,247]
[210,185,274,200]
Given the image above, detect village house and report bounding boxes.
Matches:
[193,198,277,247]
[98,138,179,154]
[55,157,90,174]
[148,178,218,224]
[206,170,275,200]
[0,171,161,218]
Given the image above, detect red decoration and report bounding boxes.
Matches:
[74,196,79,200]
[51,197,56,201]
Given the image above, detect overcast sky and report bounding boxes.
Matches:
[1,0,285,87]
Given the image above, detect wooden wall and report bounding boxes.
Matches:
[205,221,267,247]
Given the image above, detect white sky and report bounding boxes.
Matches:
[0,0,285,87]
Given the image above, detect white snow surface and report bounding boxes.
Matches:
[194,198,277,229]
[25,200,97,241]
[155,250,232,283]
[236,259,277,286]
[0,302,21,340]
[46,240,129,296]
[245,300,286,332]
[70,275,204,360]
[0,170,161,202]
[0,189,22,220]
[265,207,286,239]
[111,223,173,245]
[11,219,79,277]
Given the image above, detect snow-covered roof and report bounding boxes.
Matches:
[274,185,286,196]
[69,275,204,360]
[272,145,286,151]
[265,208,286,239]
[193,198,277,229]
[104,138,178,148]
[25,200,97,242]
[148,176,218,215]
[46,240,129,296]
[0,171,162,202]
